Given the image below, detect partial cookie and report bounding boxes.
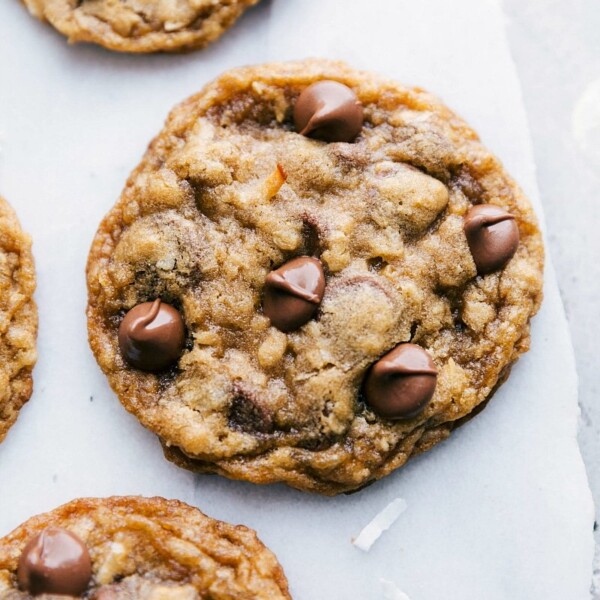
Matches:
[0,196,37,444]
[0,496,291,598]
[86,60,544,495]
[21,0,260,53]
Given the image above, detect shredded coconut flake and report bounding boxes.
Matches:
[380,579,411,600]
[352,497,407,552]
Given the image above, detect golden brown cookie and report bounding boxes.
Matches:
[86,60,544,495]
[21,0,260,53]
[0,496,291,598]
[0,196,37,444]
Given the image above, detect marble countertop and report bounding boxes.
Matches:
[504,0,600,594]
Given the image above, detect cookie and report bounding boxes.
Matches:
[0,196,37,444]
[86,60,544,495]
[21,0,260,53]
[0,496,291,598]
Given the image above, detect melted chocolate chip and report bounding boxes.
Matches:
[293,81,364,143]
[464,204,519,274]
[263,257,326,332]
[301,216,321,256]
[364,343,438,420]
[17,528,92,596]
[228,392,274,434]
[118,299,185,371]
[367,257,387,272]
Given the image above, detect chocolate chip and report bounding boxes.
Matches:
[293,81,364,143]
[464,204,519,274]
[263,257,325,332]
[363,343,438,420]
[118,299,185,371]
[17,527,92,596]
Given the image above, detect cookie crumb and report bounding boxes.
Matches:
[352,497,407,552]
[380,579,411,600]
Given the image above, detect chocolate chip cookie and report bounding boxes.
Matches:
[0,196,37,444]
[0,496,291,598]
[21,0,260,53]
[86,60,544,495]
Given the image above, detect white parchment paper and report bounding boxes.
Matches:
[0,0,595,598]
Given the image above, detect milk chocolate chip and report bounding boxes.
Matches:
[118,299,185,371]
[294,80,364,143]
[263,257,325,332]
[17,527,92,596]
[364,343,437,420]
[464,204,519,274]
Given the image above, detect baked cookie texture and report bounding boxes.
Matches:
[86,60,544,495]
[0,496,291,599]
[21,0,260,53]
[0,197,37,444]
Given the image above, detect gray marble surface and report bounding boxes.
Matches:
[504,0,600,595]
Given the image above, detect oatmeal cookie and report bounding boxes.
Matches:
[0,196,37,444]
[21,0,260,53]
[0,496,291,598]
[86,60,544,495]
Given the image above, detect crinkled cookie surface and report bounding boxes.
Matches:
[0,197,37,444]
[21,0,260,53]
[86,60,544,495]
[0,496,291,599]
